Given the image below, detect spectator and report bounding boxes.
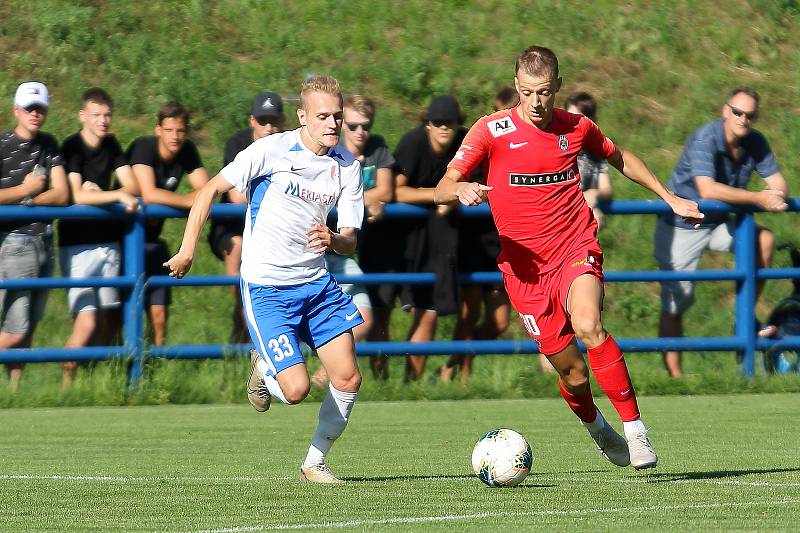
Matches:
[394,95,466,381]
[0,81,68,392]
[59,88,140,388]
[440,88,514,384]
[128,102,210,346]
[312,94,394,386]
[564,92,614,229]
[655,87,788,378]
[209,92,285,343]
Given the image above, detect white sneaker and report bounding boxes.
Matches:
[247,349,270,412]
[627,428,658,470]
[299,463,345,484]
[586,423,631,467]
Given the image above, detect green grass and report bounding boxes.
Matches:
[1,394,798,531]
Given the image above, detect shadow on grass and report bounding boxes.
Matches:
[638,467,800,483]
[344,473,555,487]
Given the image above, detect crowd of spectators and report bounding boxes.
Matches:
[0,81,788,391]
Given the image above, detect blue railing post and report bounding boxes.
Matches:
[123,209,146,384]
[734,212,757,377]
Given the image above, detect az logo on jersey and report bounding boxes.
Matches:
[487,117,517,137]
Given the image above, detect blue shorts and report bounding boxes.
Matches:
[241,273,364,376]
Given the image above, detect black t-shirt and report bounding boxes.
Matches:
[0,130,63,234]
[58,133,129,246]
[212,128,254,236]
[127,136,202,242]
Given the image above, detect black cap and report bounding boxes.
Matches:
[425,95,462,122]
[251,92,284,118]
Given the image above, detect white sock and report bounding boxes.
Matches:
[256,357,289,404]
[623,418,647,439]
[581,408,606,434]
[304,383,358,467]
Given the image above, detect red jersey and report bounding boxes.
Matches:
[449,107,616,276]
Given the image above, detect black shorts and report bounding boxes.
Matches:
[458,217,503,291]
[145,240,171,307]
[359,219,407,310]
[208,223,242,261]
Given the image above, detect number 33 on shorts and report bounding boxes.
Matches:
[268,334,295,361]
[519,313,541,337]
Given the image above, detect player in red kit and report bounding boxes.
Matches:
[435,46,704,469]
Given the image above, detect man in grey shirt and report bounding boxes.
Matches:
[0,81,68,391]
[654,87,789,378]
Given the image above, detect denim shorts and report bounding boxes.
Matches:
[0,232,54,334]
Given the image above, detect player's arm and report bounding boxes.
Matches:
[68,171,139,212]
[163,174,233,278]
[133,164,195,208]
[307,225,358,256]
[434,167,491,206]
[607,147,703,227]
[32,164,68,206]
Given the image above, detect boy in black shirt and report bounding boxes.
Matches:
[209,92,284,343]
[0,81,68,391]
[59,88,140,388]
[128,102,209,346]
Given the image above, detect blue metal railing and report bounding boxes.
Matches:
[0,199,799,380]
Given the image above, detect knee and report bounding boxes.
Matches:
[570,310,604,344]
[561,362,589,390]
[282,381,311,404]
[331,368,362,393]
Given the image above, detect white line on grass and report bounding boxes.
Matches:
[172,499,800,532]
[0,474,292,482]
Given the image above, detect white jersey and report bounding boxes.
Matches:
[221,128,363,286]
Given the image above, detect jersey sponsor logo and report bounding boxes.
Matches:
[558,134,569,151]
[509,169,576,187]
[509,141,528,149]
[487,117,517,137]
[284,181,336,205]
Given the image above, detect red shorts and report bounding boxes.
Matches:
[503,249,604,355]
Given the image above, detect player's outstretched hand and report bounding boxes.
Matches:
[307,224,332,254]
[456,182,492,206]
[670,196,704,229]
[164,252,193,279]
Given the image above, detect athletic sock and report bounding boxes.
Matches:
[304,383,358,468]
[582,408,607,434]
[256,357,289,404]
[623,418,647,439]
[558,379,598,424]
[586,335,641,422]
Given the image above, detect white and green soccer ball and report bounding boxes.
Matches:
[471,428,533,487]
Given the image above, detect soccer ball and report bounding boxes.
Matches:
[471,428,533,487]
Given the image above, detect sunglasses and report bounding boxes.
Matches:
[345,122,371,132]
[22,104,47,114]
[430,120,458,129]
[727,104,758,121]
[254,115,284,127]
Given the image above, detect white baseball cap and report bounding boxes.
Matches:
[14,81,49,109]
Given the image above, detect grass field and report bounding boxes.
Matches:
[1,394,798,531]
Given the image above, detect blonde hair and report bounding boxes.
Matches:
[344,94,375,121]
[300,75,341,109]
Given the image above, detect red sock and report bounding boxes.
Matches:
[558,379,597,423]
[586,335,640,422]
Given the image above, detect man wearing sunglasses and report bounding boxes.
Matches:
[655,87,789,379]
[0,81,69,391]
[208,92,285,344]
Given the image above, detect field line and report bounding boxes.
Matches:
[173,498,800,532]
[0,474,292,482]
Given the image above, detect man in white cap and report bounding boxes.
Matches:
[0,81,69,391]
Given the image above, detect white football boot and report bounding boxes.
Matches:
[585,422,631,467]
[247,349,270,412]
[299,463,345,484]
[627,428,658,470]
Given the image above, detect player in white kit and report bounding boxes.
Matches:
[165,76,364,484]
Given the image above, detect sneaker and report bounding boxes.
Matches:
[247,349,270,412]
[627,428,658,470]
[587,423,631,467]
[299,463,345,484]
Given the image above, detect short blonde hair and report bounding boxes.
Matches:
[343,95,375,121]
[300,75,341,109]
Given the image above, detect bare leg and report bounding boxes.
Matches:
[63,310,98,388]
[223,236,249,344]
[147,305,168,346]
[0,331,27,392]
[405,308,437,381]
[443,287,482,382]
[659,311,683,378]
[368,307,392,380]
